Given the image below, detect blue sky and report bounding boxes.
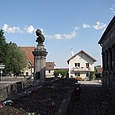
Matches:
[0,0,115,67]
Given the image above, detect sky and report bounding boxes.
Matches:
[0,0,115,68]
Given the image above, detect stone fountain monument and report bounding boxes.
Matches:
[32,29,48,85]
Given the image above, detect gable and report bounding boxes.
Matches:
[67,50,96,64]
[46,62,55,70]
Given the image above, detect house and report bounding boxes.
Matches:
[98,15,115,92]
[20,47,35,76]
[96,67,103,74]
[95,67,103,79]
[67,50,96,80]
[20,47,55,77]
[46,62,55,77]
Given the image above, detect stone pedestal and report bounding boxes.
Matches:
[32,45,48,85]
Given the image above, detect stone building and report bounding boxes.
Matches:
[98,15,115,92]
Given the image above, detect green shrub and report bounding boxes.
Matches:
[54,70,67,78]
[89,71,95,81]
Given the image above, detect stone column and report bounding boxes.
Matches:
[33,46,48,83]
[108,48,111,72]
[102,52,105,86]
[112,45,115,73]
[102,52,105,70]
[112,45,115,90]
[32,29,48,85]
[106,50,109,70]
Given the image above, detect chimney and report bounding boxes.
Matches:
[71,48,74,56]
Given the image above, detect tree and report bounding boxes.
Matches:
[0,29,28,76]
[0,29,8,64]
[7,42,28,75]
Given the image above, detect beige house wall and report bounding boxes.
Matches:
[22,67,54,77]
[46,70,54,78]
[68,52,95,80]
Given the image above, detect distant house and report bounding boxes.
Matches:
[67,50,96,80]
[20,47,55,77]
[96,67,103,78]
[46,62,55,77]
[20,47,35,76]
[98,15,115,91]
[96,67,103,74]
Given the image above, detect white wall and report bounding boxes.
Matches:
[22,67,34,76]
[69,52,95,79]
[46,70,54,77]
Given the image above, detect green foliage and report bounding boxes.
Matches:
[54,70,67,78]
[0,29,8,64]
[89,71,95,81]
[0,29,28,75]
[7,42,28,75]
[94,66,102,80]
[96,65,101,68]
[54,70,59,77]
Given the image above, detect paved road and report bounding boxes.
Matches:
[72,81,115,115]
[0,81,18,87]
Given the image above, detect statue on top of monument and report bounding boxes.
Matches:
[36,29,45,46]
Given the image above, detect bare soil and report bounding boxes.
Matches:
[0,78,74,115]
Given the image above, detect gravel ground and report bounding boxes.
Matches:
[72,83,115,115]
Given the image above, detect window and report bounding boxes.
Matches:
[49,70,51,73]
[75,73,80,77]
[26,72,28,76]
[75,63,80,68]
[86,63,89,68]
[86,72,89,77]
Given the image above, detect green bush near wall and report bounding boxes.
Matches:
[89,71,96,81]
[54,70,67,78]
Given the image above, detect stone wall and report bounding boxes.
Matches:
[0,79,33,101]
[57,89,75,115]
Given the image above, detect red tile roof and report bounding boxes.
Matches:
[97,68,103,73]
[20,47,54,70]
[46,62,55,70]
[20,47,35,66]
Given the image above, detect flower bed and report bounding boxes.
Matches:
[0,78,74,115]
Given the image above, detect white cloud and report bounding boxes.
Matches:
[83,22,106,30]
[2,24,78,40]
[45,35,54,39]
[2,24,22,33]
[45,27,78,40]
[74,26,79,30]
[24,25,35,34]
[54,34,62,39]
[45,30,77,40]
[83,23,91,28]
[93,22,106,30]
[63,31,77,39]
[109,5,115,14]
